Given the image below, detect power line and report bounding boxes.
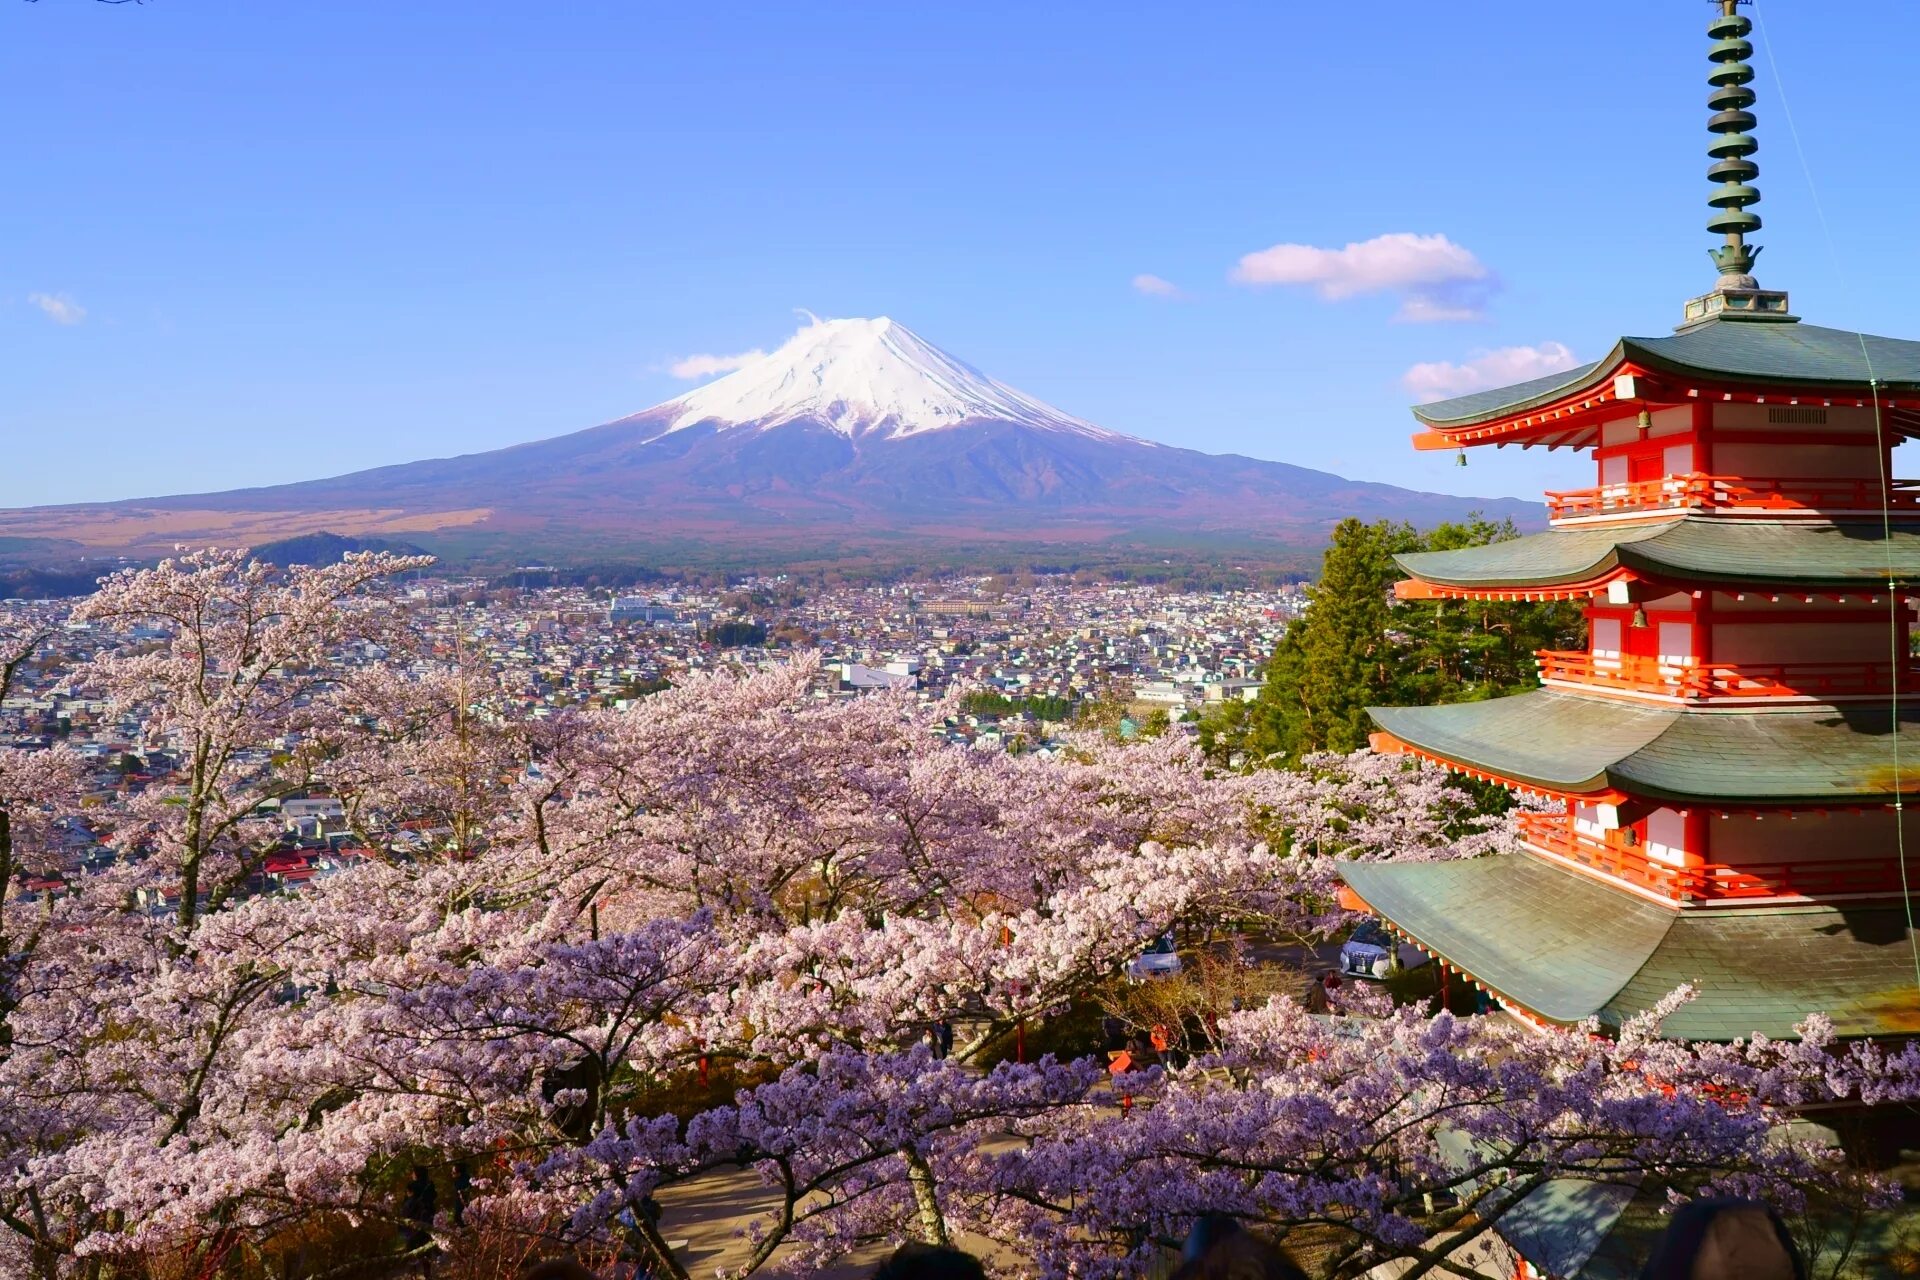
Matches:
[1750,0,1920,995]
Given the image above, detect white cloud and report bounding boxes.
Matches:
[669,349,766,379]
[1131,273,1180,298]
[1395,295,1484,324]
[28,292,86,325]
[1230,232,1494,322]
[1402,342,1580,402]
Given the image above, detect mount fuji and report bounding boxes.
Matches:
[0,317,1540,568]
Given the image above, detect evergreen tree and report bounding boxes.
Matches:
[1246,519,1415,761]
[1207,515,1581,767]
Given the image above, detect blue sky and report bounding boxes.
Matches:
[4,0,1913,508]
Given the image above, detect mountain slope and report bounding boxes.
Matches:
[0,317,1541,562]
[663,315,1128,441]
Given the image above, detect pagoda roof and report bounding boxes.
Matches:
[1368,689,1920,804]
[1339,853,1920,1039]
[1395,517,1920,592]
[1413,317,1920,429]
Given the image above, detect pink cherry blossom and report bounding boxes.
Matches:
[0,553,1909,1280]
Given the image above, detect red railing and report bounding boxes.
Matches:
[1546,473,1920,522]
[1536,650,1909,700]
[1517,812,1909,902]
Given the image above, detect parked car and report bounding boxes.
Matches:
[1125,931,1184,982]
[1339,920,1396,980]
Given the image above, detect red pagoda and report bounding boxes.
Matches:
[1340,1,1920,1042]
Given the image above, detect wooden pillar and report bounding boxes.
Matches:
[1682,807,1710,901]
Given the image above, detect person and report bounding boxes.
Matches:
[1301,972,1332,1015]
[870,1240,988,1279]
[399,1164,437,1255]
[1124,1030,1160,1069]
[1639,1198,1805,1280]
[1171,1215,1308,1280]
[934,1018,954,1060]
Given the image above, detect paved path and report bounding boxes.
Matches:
[652,1165,884,1277]
[654,1165,1013,1278]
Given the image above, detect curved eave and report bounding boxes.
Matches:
[1370,728,1626,803]
[1394,518,1920,594]
[1622,326,1920,401]
[1411,321,1920,447]
[1339,855,1920,1040]
[1368,694,1668,800]
[1339,855,1674,1026]
[1369,690,1920,806]
[1412,351,1621,431]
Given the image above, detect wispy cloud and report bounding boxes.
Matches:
[668,349,766,379]
[1131,273,1181,298]
[28,291,86,325]
[1230,232,1494,322]
[1395,294,1485,324]
[1403,342,1579,401]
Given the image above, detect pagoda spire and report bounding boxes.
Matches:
[1705,1,1762,276]
[1681,0,1795,327]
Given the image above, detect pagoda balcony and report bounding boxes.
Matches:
[1535,649,1910,703]
[1545,473,1920,524]
[1515,812,1907,905]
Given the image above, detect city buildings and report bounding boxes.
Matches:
[2,575,1296,901]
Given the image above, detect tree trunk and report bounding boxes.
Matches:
[623,1213,692,1280]
[900,1145,949,1246]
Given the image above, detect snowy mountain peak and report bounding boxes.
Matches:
[661,316,1132,442]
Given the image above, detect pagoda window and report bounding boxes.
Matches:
[1597,454,1632,504]
[1573,801,1609,839]
[1656,621,1695,668]
[1643,808,1688,868]
[1591,616,1624,659]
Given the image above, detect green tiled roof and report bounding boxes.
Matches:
[1369,690,1920,803]
[1610,903,1920,1041]
[1413,318,1920,427]
[1341,855,1672,1022]
[1339,853,1920,1039]
[1395,517,1920,590]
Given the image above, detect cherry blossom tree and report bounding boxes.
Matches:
[954,989,1917,1279]
[0,622,83,1045]
[0,624,87,1280]
[67,547,432,931]
[0,562,1911,1280]
[330,642,529,855]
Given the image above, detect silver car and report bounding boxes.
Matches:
[1339,921,1395,980]
[1125,932,1184,982]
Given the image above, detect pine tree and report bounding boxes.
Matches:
[1238,519,1416,763]
[1215,515,1582,767]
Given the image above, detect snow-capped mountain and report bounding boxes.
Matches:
[0,316,1541,564]
[660,317,1132,443]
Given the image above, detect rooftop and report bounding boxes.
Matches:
[1370,689,1920,804]
[1412,318,1920,429]
[1394,517,1920,593]
[1340,853,1920,1039]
